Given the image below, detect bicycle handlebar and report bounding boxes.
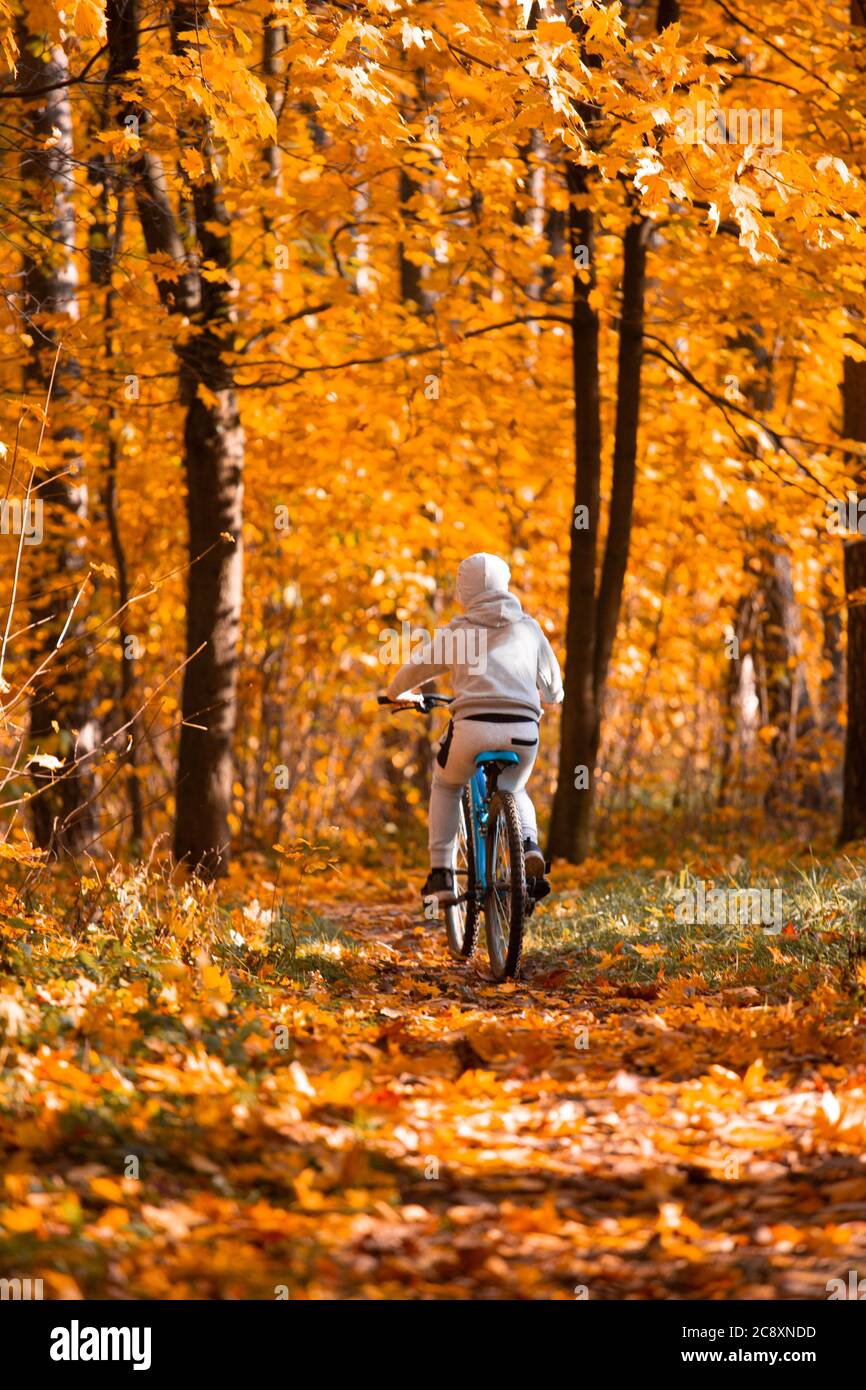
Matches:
[377,693,453,714]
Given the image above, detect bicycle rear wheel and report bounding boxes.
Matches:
[445,788,480,958]
[483,790,526,980]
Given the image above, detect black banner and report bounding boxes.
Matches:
[5,1296,863,1377]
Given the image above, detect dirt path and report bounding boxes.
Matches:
[288,897,866,1299]
[4,879,866,1300]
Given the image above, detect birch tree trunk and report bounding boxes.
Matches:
[18,25,98,856]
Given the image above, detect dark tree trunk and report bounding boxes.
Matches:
[116,0,245,876]
[398,65,433,314]
[820,566,844,809]
[399,167,432,310]
[546,0,670,863]
[547,163,603,863]
[92,15,145,849]
[840,338,866,840]
[17,26,98,856]
[548,193,649,861]
[385,95,438,807]
[594,211,649,695]
[170,7,245,877]
[103,405,145,849]
[841,533,866,839]
[174,306,245,877]
[840,0,866,841]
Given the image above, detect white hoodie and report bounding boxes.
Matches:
[386,553,564,720]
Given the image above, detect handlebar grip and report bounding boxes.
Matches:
[377,693,446,712]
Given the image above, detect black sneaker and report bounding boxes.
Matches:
[421,868,456,906]
[523,838,546,877]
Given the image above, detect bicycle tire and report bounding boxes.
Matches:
[483,790,526,980]
[445,788,481,958]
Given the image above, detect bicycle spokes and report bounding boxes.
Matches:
[445,789,480,959]
[482,791,527,981]
[486,816,511,973]
[452,808,469,930]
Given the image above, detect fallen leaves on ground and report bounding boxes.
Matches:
[1,864,866,1299]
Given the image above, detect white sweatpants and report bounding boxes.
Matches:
[429,718,540,867]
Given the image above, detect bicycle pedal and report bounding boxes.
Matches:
[527,877,551,903]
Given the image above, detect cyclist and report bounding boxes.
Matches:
[383,552,564,905]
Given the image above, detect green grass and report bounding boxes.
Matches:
[528,861,866,1000]
[256,903,357,984]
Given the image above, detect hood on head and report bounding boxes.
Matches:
[456,553,511,605]
[454,553,523,627]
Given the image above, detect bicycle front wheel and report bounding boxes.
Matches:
[483,791,526,980]
[445,788,480,958]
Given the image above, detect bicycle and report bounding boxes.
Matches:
[378,692,542,981]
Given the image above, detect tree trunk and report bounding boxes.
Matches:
[17,25,98,856]
[548,193,649,861]
[717,593,758,809]
[841,532,866,839]
[173,371,244,877]
[117,0,245,876]
[840,0,866,841]
[547,161,603,863]
[546,0,671,863]
[91,16,145,849]
[262,10,286,259]
[840,359,866,839]
[759,535,820,813]
[171,6,244,877]
[656,0,681,27]
[263,14,286,187]
[819,565,844,809]
[103,399,145,849]
[594,211,649,696]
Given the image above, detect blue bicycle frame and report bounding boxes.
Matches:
[466,752,520,895]
[376,695,521,908]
